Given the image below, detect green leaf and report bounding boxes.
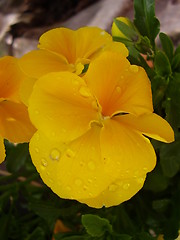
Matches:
[5,142,30,173]
[154,51,172,76]
[159,32,174,61]
[134,0,160,46]
[25,227,45,240]
[152,199,170,212]
[172,53,180,72]
[135,232,156,240]
[160,137,180,178]
[82,214,112,237]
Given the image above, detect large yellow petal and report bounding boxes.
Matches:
[75,27,112,60]
[28,72,100,142]
[84,52,153,117]
[0,56,23,102]
[79,175,146,208]
[99,118,156,180]
[0,101,36,143]
[18,50,72,79]
[30,126,115,200]
[38,27,112,64]
[116,113,174,143]
[0,136,5,164]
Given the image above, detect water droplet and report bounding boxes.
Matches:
[129,65,139,73]
[35,148,39,153]
[50,148,60,161]
[79,86,91,98]
[137,177,144,184]
[41,158,47,167]
[75,178,82,186]
[120,75,124,79]
[66,149,75,158]
[89,192,93,197]
[143,167,148,172]
[88,178,93,183]
[73,79,79,86]
[46,171,50,176]
[108,184,118,192]
[134,170,139,177]
[83,185,88,191]
[88,161,95,170]
[66,186,71,191]
[92,100,99,110]
[116,86,121,93]
[123,183,130,190]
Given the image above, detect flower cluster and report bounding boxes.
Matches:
[0,26,174,208]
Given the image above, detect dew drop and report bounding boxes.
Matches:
[123,183,130,190]
[79,86,91,98]
[75,178,82,186]
[108,184,118,192]
[129,65,139,73]
[143,167,148,172]
[116,86,121,93]
[83,185,88,191]
[41,158,47,167]
[120,75,124,79]
[92,100,99,110]
[73,79,79,86]
[50,148,60,161]
[137,177,144,184]
[88,178,93,183]
[66,149,75,158]
[89,192,93,197]
[88,161,95,170]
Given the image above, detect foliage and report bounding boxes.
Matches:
[0,0,180,239]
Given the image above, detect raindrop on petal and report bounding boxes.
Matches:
[79,86,91,98]
[129,65,139,73]
[50,148,61,161]
[41,158,47,167]
[66,149,75,158]
[123,183,130,190]
[116,86,121,93]
[108,184,118,192]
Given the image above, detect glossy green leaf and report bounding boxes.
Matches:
[82,214,112,237]
[154,50,172,76]
[134,0,160,46]
[159,32,174,61]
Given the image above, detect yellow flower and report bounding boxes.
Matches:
[18,27,127,105]
[28,51,174,208]
[0,56,36,163]
[112,17,138,40]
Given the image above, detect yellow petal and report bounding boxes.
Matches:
[0,136,5,164]
[75,27,112,60]
[18,50,71,79]
[79,175,146,208]
[100,118,156,180]
[30,126,114,200]
[38,27,112,64]
[29,72,100,142]
[84,51,153,117]
[38,28,77,63]
[102,41,129,57]
[117,113,174,143]
[19,76,37,106]
[0,101,36,143]
[0,56,23,102]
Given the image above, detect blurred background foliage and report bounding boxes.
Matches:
[0,0,180,239]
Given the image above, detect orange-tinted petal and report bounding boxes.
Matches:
[28,72,100,142]
[84,52,153,117]
[116,113,174,143]
[0,56,23,102]
[0,136,5,164]
[100,118,156,180]
[79,175,146,208]
[30,126,114,200]
[0,101,36,143]
[18,50,72,79]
